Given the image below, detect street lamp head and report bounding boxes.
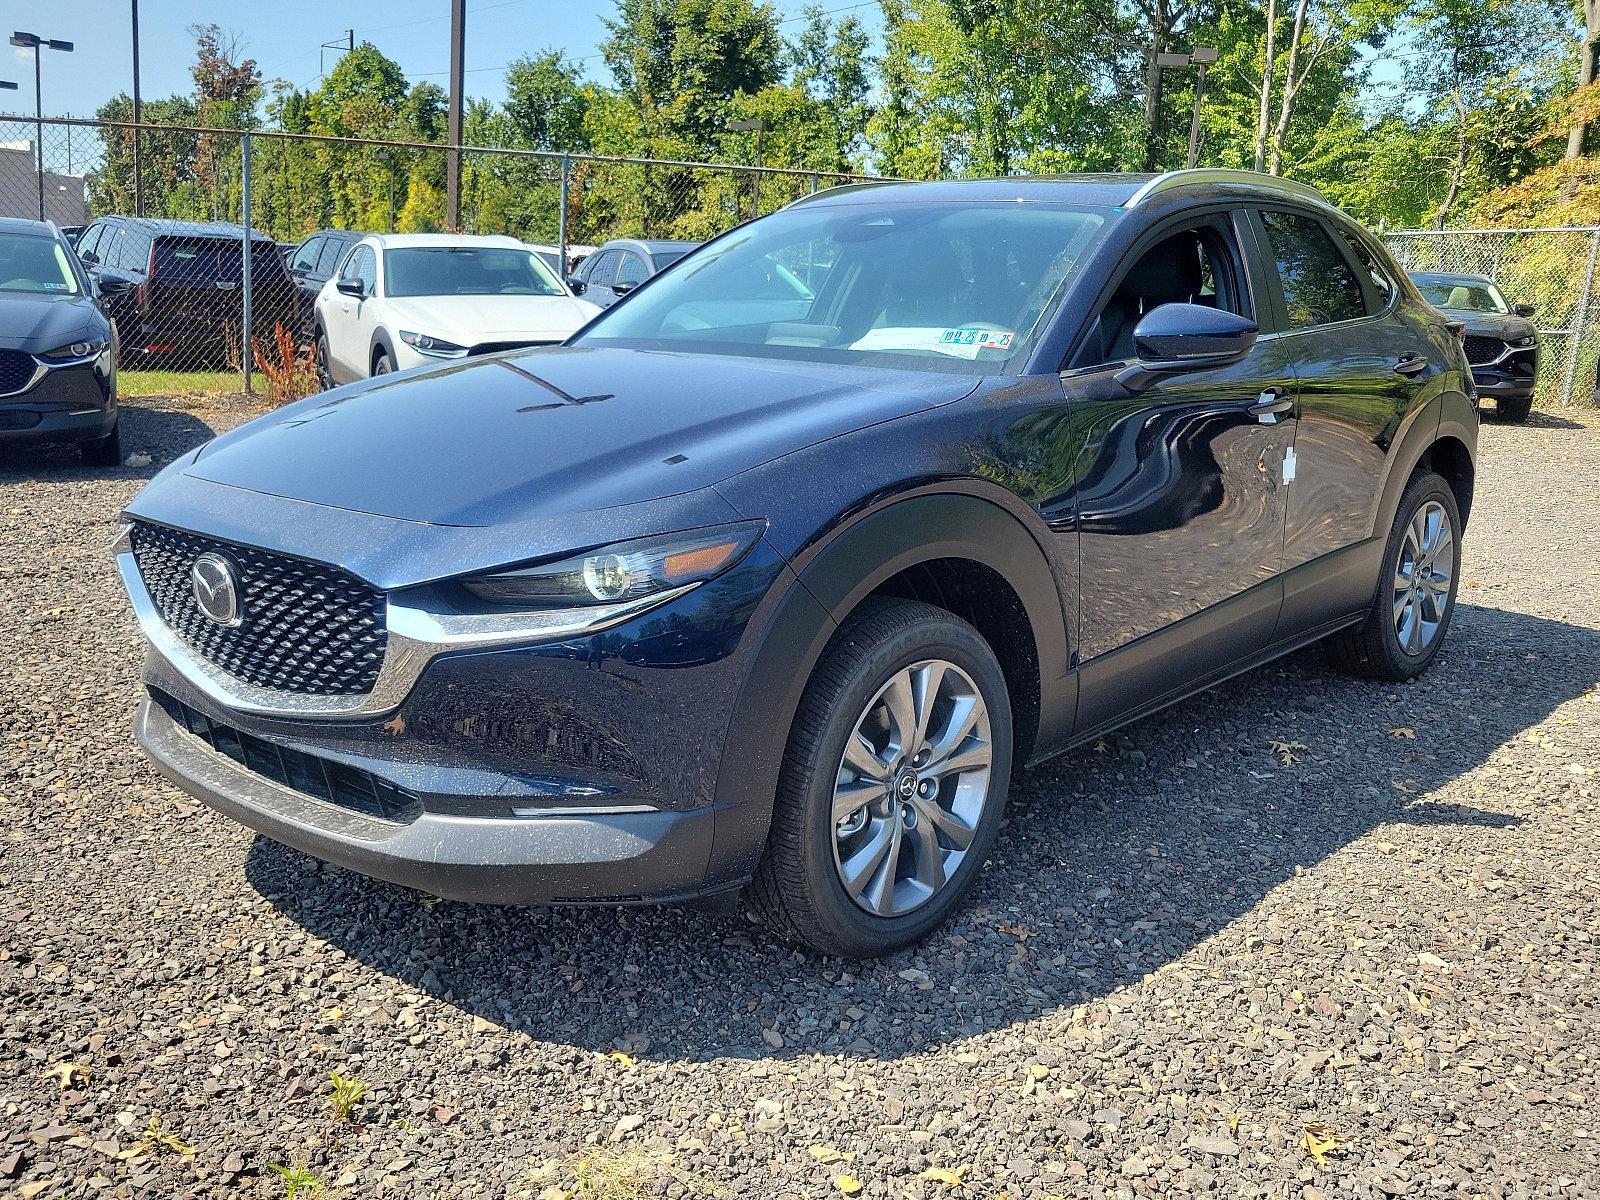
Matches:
[1191,47,1220,64]
[10,31,41,48]
[1155,51,1191,68]
[729,118,765,132]
[47,39,73,52]
[0,80,17,91]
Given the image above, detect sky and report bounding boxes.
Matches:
[4,0,886,119]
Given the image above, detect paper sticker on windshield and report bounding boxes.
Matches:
[849,325,1016,360]
[42,281,70,290]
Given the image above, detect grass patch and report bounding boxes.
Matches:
[120,369,266,398]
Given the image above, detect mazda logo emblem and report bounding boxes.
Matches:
[190,552,243,627]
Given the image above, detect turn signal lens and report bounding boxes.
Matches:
[462,522,765,609]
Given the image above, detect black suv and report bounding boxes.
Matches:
[1409,271,1539,422]
[284,229,367,340]
[75,216,296,365]
[119,170,1476,957]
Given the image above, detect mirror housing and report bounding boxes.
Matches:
[611,280,636,296]
[567,275,586,295]
[1115,303,1259,393]
[1512,302,1535,319]
[335,276,365,298]
[95,271,136,298]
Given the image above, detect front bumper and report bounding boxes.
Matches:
[0,356,115,446]
[1468,348,1538,401]
[135,694,719,904]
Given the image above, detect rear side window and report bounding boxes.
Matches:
[1340,230,1397,313]
[1259,210,1366,328]
[315,237,347,275]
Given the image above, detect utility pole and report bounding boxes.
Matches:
[131,0,143,216]
[11,32,75,222]
[446,0,465,232]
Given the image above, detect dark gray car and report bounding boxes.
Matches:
[570,238,698,308]
[1410,271,1539,422]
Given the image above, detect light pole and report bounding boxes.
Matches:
[729,118,765,219]
[10,31,75,222]
[1152,48,1218,171]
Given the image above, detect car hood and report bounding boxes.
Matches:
[1439,309,1537,341]
[128,347,978,586]
[389,293,598,341]
[0,291,101,352]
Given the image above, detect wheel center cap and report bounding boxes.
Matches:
[895,769,919,801]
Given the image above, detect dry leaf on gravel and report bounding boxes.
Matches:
[40,1062,90,1091]
[1269,739,1309,765]
[1386,726,1416,739]
[920,1164,971,1187]
[809,1145,854,1164]
[834,1174,864,1195]
[605,1050,638,1069]
[1299,1122,1350,1168]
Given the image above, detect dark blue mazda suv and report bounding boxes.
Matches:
[118,170,1477,956]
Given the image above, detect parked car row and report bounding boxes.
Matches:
[1407,270,1541,423]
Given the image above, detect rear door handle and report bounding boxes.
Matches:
[1249,388,1294,425]
[1394,356,1428,377]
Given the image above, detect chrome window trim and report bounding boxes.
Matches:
[114,526,697,721]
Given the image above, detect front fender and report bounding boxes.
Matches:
[703,491,1073,891]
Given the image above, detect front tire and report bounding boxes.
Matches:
[315,329,334,391]
[751,598,1013,958]
[80,421,122,468]
[1326,470,1461,681]
[372,350,393,376]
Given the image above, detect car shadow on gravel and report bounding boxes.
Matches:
[243,602,1594,1063]
[0,403,217,481]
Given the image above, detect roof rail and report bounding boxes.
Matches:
[1124,168,1329,209]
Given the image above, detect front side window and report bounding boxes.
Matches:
[1259,209,1366,328]
[615,252,648,287]
[584,251,619,289]
[341,245,377,293]
[316,237,348,276]
[382,246,564,298]
[1413,277,1509,314]
[0,232,82,295]
[575,200,1110,374]
[76,222,106,262]
[290,237,322,272]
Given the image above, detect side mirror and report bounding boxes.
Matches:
[96,271,136,298]
[567,276,586,295]
[1115,303,1259,393]
[335,277,365,298]
[611,281,636,296]
[1513,303,1535,319]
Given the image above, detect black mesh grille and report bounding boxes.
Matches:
[0,349,36,395]
[152,689,421,824]
[1463,335,1504,365]
[129,522,387,696]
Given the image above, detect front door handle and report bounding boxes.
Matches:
[1249,388,1294,425]
[1394,356,1428,377]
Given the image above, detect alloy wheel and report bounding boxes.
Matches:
[1393,499,1454,656]
[830,659,993,918]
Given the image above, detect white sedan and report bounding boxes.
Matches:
[314,233,600,385]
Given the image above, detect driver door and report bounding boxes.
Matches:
[326,244,376,382]
[1063,212,1298,733]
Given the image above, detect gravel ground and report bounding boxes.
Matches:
[2,397,1598,1200]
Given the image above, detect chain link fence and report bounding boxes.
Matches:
[0,115,883,400]
[1384,226,1600,410]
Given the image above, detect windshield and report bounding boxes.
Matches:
[1415,278,1509,314]
[384,246,565,298]
[0,232,81,296]
[573,200,1109,373]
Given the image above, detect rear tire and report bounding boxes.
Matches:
[80,421,122,468]
[1497,394,1532,423]
[751,598,1013,958]
[1325,470,1461,681]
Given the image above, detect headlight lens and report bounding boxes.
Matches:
[40,338,107,362]
[399,330,468,358]
[1512,334,1537,347]
[463,523,765,608]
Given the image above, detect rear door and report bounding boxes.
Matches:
[1251,206,1438,634]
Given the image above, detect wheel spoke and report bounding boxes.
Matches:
[909,661,945,754]
[860,821,903,915]
[881,670,917,755]
[1404,599,1424,653]
[920,799,978,850]
[927,694,980,764]
[843,732,891,781]
[839,822,895,906]
[832,779,885,824]
[928,738,991,779]
[909,819,946,892]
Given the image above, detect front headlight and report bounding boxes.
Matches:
[39,338,108,363]
[463,523,765,608]
[1512,334,1537,348]
[398,330,469,359]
